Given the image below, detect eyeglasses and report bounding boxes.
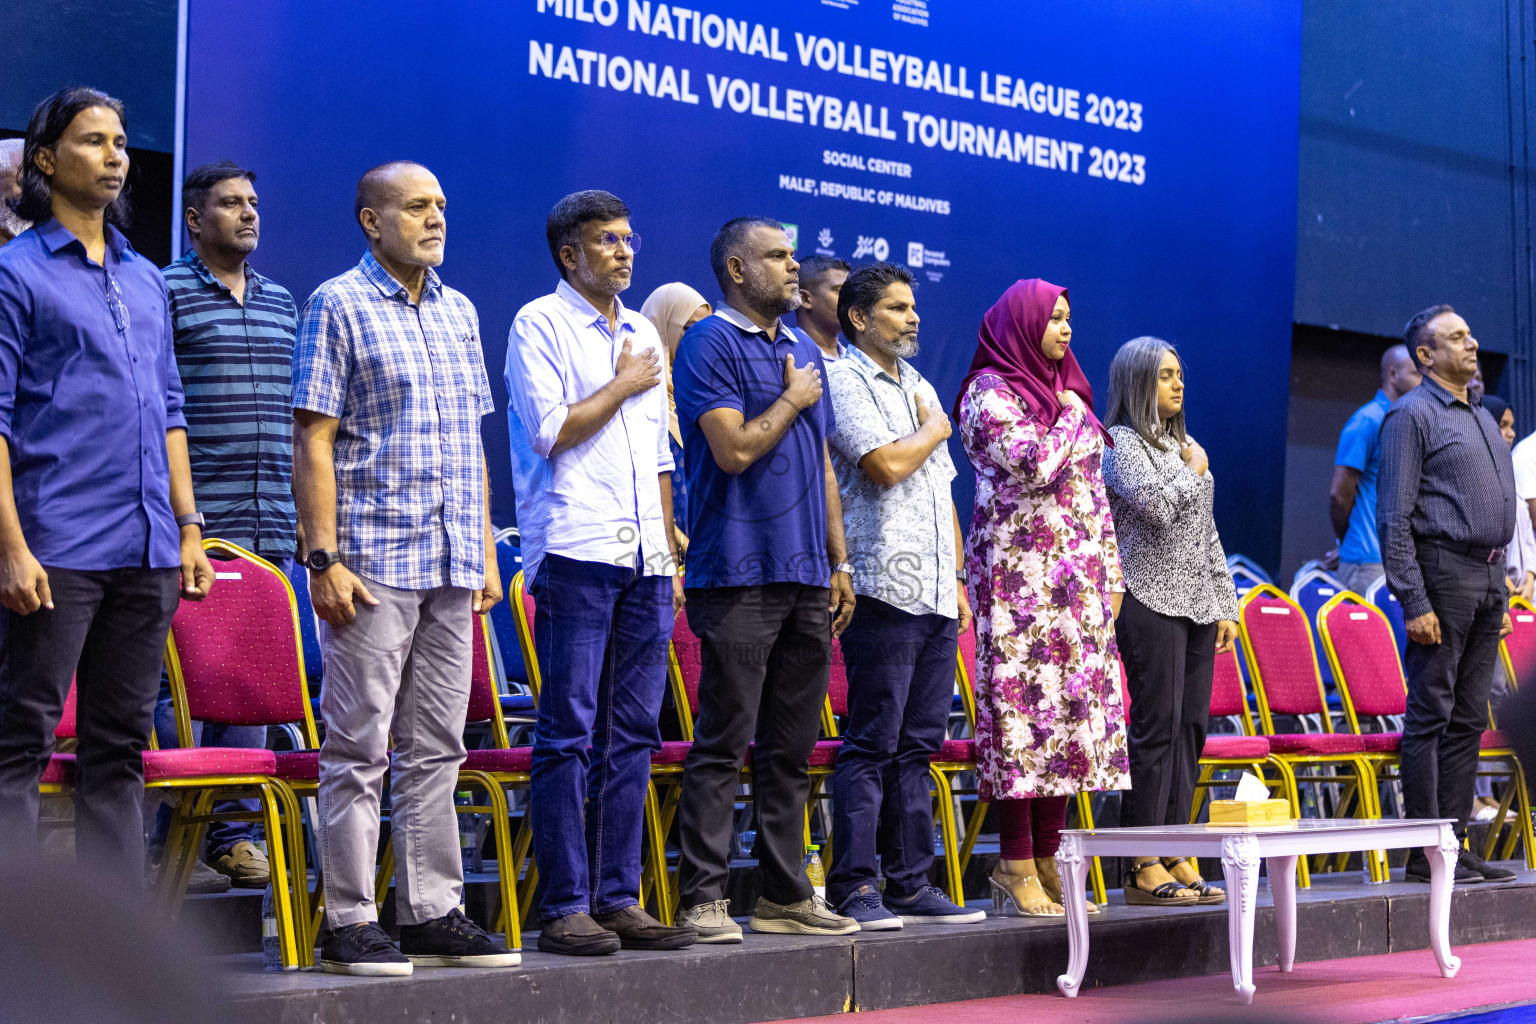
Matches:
[598,231,641,253]
[106,271,130,333]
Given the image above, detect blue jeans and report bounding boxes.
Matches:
[530,554,671,920]
[826,597,956,906]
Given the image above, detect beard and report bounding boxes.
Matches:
[873,331,919,360]
[740,261,799,319]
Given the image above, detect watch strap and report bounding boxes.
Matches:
[176,511,205,529]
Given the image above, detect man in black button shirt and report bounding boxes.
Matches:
[1378,304,1517,883]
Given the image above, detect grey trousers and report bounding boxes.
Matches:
[317,576,472,929]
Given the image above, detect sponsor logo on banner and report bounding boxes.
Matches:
[905,241,950,281]
[781,222,799,248]
[853,235,889,260]
[815,228,836,256]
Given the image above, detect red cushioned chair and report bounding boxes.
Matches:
[158,541,319,967]
[1238,584,1384,880]
[1318,589,1535,871]
[1192,646,1280,811]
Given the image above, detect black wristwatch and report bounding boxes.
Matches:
[305,549,342,572]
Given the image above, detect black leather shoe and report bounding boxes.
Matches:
[1459,849,1518,882]
[537,912,622,956]
[1404,851,1484,884]
[593,904,698,950]
[399,908,520,967]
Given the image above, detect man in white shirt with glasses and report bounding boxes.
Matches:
[505,190,694,956]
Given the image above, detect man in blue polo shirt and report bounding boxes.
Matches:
[671,217,858,942]
[1330,343,1420,594]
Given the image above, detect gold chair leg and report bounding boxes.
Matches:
[257,783,301,970]
[271,780,313,966]
[642,780,673,925]
[928,767,964,904]
[470,775,522,949]
[957,798,988,880]
[1271,759,1309,888]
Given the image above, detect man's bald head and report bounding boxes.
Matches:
[1380,342,1422,401]
[354,160,431,233]
[0,138,32,243]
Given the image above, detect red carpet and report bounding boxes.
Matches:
[776,938,1536,1023]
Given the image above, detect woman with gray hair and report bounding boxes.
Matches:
[1102,336,1239,906]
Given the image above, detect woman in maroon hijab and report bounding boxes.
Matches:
[957,279,1130,917]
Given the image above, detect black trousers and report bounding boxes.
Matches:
[1402,545,1506,838]
[1117,591,1217,829]
[677,583,831,907]
[0,566,179,879]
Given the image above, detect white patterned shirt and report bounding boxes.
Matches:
[292,252,493,591]
[504,280,674,585]
[826,344,958,617]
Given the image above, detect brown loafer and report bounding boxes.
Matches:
[593,904,697,950]
[537,912,621,956]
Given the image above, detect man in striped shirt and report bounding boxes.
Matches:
[158,161,298,891]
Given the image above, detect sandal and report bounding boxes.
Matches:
[1036,857,1100,915]
[1162,857,1226,905]
[1123,859,1198,906]
[989,864,1064,917]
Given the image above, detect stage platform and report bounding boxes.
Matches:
[221,862,1536,1024]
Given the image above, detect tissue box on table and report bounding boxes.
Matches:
[1207,799,1293,825]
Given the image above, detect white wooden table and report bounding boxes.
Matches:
[1053,818,1461,1004]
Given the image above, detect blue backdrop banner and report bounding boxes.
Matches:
[187,0,1301,567]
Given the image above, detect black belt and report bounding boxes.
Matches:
[1419,537,1506,564]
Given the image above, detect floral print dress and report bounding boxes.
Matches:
[960,374,1131,800]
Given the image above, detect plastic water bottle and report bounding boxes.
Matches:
[261,884,283,971]
[804,845,826,901]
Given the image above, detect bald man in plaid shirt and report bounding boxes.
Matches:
[293,161,516,976]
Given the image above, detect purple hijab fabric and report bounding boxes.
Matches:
[955,278,1109,443]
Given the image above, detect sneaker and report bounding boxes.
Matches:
[678,899,743,944]
[749,895,859,936]
[836,884,901,931]
[1458,849,1518,882]
[883,885,987,925]
[537,912,622,956]
[185,858,233,895]
[320,921,413,977]
[593,904,697,950]
[211,840,270,888]
[1404,851,1484,885]
[400,908,520,967]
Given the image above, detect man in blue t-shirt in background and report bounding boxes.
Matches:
[670,216,858,942]
[1330,343,1421,594]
